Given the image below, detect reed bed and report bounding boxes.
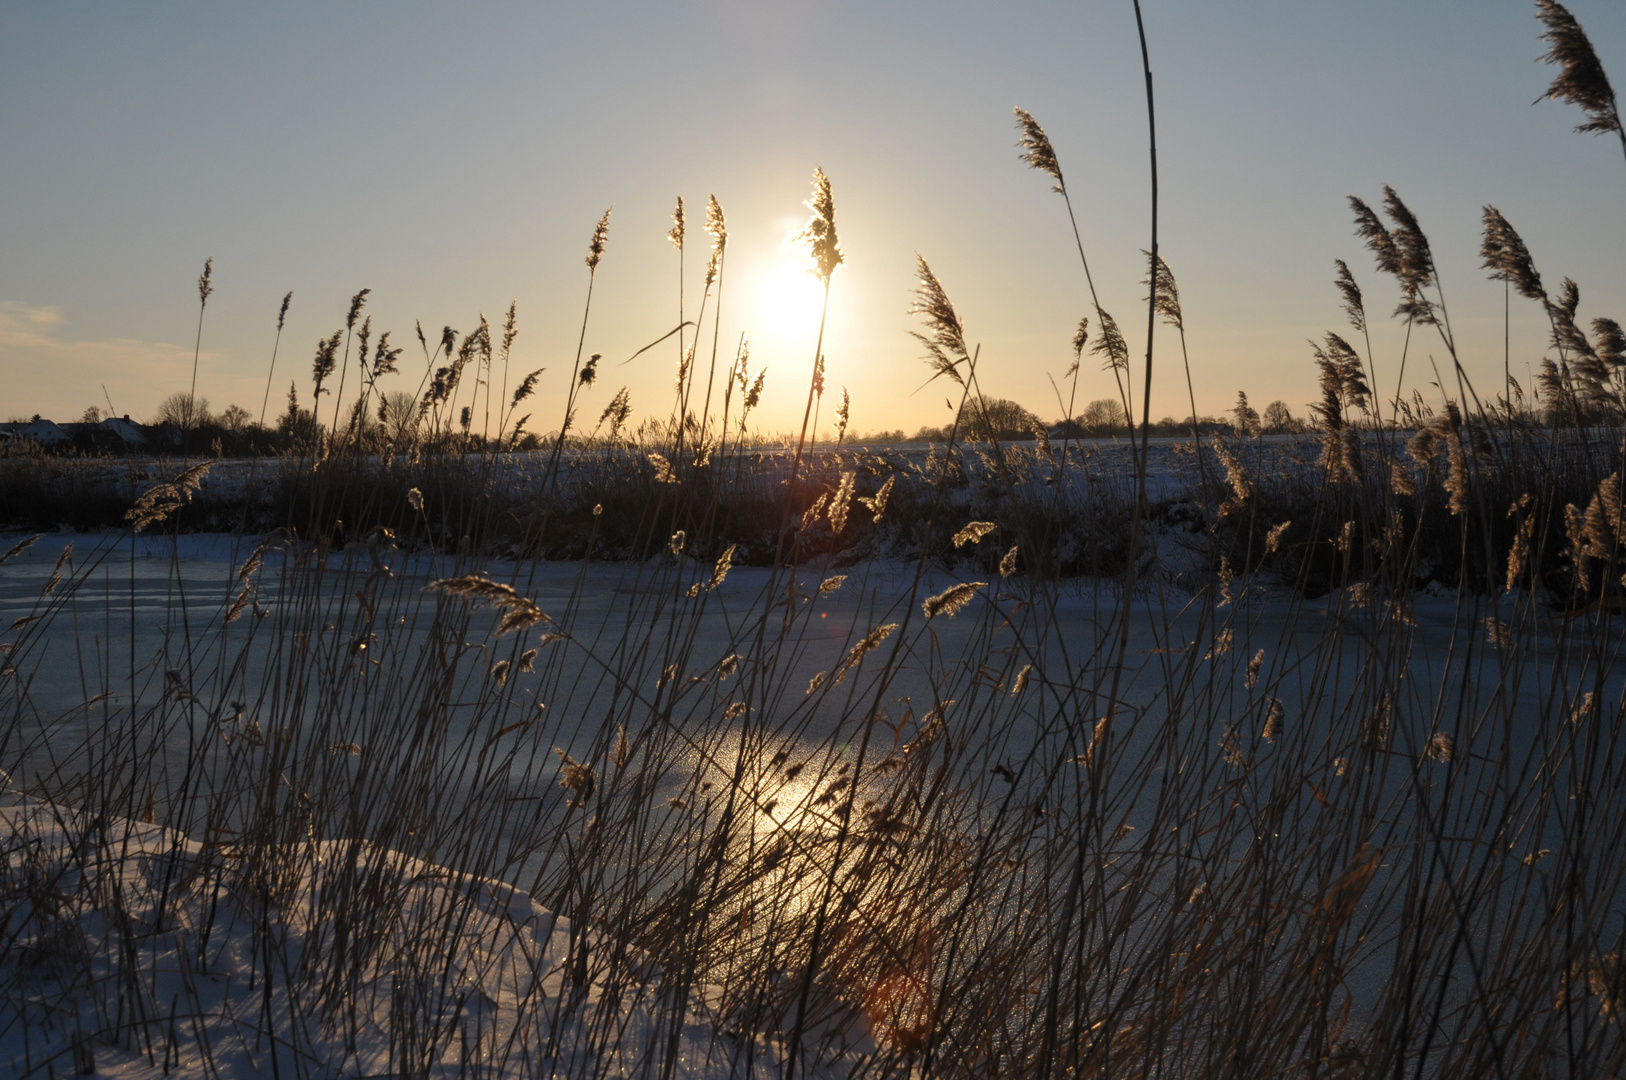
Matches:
[5,3,1626,1076]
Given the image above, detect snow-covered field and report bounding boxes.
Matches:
[3,521,1624,1077]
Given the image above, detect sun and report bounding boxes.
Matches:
[754,257,828,339]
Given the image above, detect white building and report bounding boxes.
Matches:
[0,418,71,445]
[97,415,146,444]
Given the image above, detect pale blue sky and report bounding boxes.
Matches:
[3,1,1623,434]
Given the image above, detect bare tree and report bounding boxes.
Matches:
[153,392,210,428]
[378,391,419,444]
[219,405,252,432]
[964,397,1044,442]
[1077,398,1128,436]
[1262,400,1300,434]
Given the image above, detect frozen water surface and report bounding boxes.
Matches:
[3,527,1624,1077]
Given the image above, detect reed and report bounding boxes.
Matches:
[4,4,1626,1078]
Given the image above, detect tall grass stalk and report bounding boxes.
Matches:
[7,8,1626,1077]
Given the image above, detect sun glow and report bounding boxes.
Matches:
[754,257,829,339]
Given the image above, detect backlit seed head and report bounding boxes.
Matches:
[669,196,685,250]
[587,208,612,270]
[1013,107,1063,191]
[797,167,843,285]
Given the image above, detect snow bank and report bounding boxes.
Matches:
[0,797,866,1079]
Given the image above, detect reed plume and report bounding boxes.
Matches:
[669,196,685,250]
[124,463,213,533]
[258,291,295,427]
[1582,472,1624,556]
[587,209,611,270]
[952,521,997,548]
[1212,437,1254,512]
[554,749,595,808]
[676,345,694,394]
[1069,316,1089,376]
[1013,107,1063,192]
[1351,192,1437,323]
[923,582,984,620]
[311,330,342,415]
[1436,403,1470,514]
[1231,392,1261,438]
[798,167,843,285]
[1262,699,1284,742]
[707,545,735,590]
[328,289,372,433]
[424,574,549,636]
[1091,309,1130,373]
[370,331,400,381]
[0,534,43,565]
[1480,206,1546,300]
[600,387,632,437]
[834,622,899,683]
[185,257,215,431]
[1535,0,1623,138]
[999,545,1019,577]
[1142,250,1182,330]
[1333,259,1366,334]
[909,257,971,386]
[345,288,370,331]
[705,195,727,250]
[857,474,893,524]
[492,301,518,433]
[828,470,856,533]
[1349,196,1402,278]
[650,453,678,483]
[1314,333,1371,412]
[1311,338,1367,483]
[511,368,545,408]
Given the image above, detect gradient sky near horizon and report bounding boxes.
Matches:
[3,1,1624,437]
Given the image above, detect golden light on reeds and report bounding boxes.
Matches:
[858,474,893,523]
[999,545,1019,577]
[704,194,726,250]
[922,581,984,619]
[668,196,685,250]
[797,166,842,286]
[909,256,970,386]
[951,521,996,548]
[124,462,214,533]
[424,574,550,636]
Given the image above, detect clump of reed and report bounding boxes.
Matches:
[4,5,1626,1078]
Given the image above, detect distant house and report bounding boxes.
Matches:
[0,418,71,446]
[97,415,146,444]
